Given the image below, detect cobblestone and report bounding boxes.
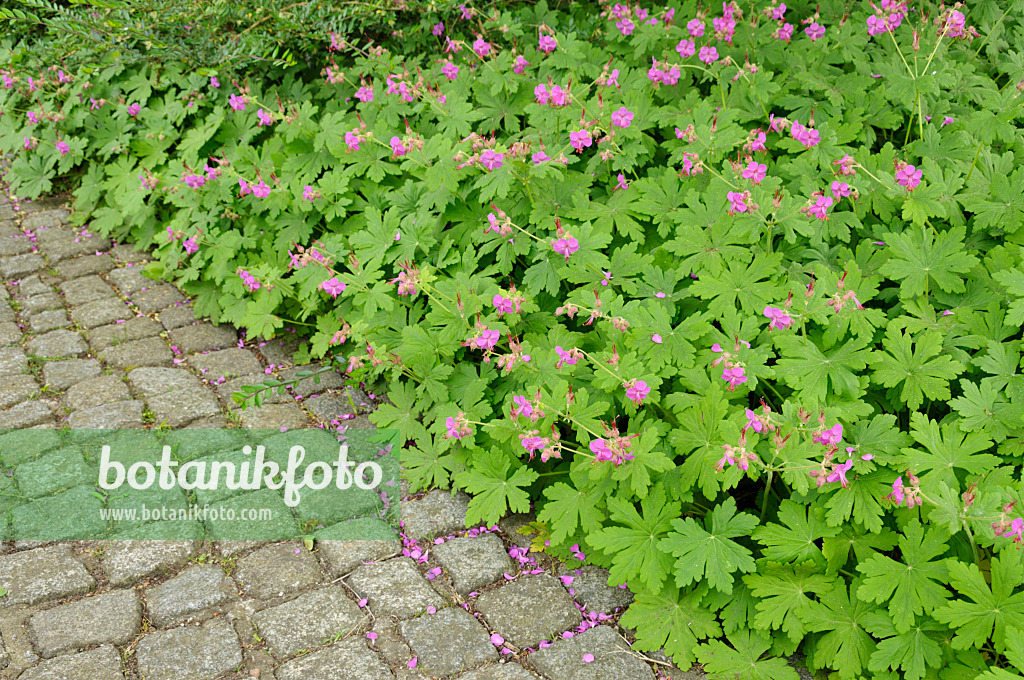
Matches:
[145,563,234,627]
[347,557,443,619]
[86,315,163,351]
[253,584,363,658]
[18,645,125,680]
[135,619,242,680]
[100,336,173,368]
[235,543,324,599]
[0,545,95,607]
[41,358,101,391]
[70,298,131,328]
[27,329,88,358]
[65,373,129,410]
[400,606,497,676]
[274,640,394,680]
[60,275,117,305]
[28,589,142,658]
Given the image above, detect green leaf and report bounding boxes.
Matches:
[879,225,979,297]
[538,481,607,544]
[799,580,879,680]
[864,612,946,680]
[743,563,836,642]
[455,449,539,526]
[933,553,1024,651]
[856,520,951,632]
[900,412,997,492]
[868,327,964,410]
[775,333,872,403]
[659,496,759,595]
[696,630,799,680]
[752,499,840,564]
[619,585,721,668]
[588,484,679,593]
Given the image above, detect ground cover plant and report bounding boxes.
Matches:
[3,0,1024,677]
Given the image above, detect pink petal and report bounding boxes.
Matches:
[652,334,663,344]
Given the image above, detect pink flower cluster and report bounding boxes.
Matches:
[710,339,750,390]
[790,121,820,147]
[534,83,570,106]
[590,432,636,466]
[238,269,260,292]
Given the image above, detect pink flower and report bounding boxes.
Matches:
[303,185,319,201]
[1003,518,1024,543]
[446,414,473,440]
[552,235,579,260]
[442,63,459,80]
[54,140,70,156]
[473,38,491,57]
[772,3,787,19]
[320,277,346,297]
[210,76,220,88]
[532,151,550,164]
[616,18,635,35]
[896,164,922,190]
[726,191,748,213]
[183,174,206,189]
[511,395,535,419]
[550,85,568,107]
[699,46,719,64]
[539,34,558,53]
[513,55,530,74]
[942,116,954,126]
[256,109,273,126]
[888,477,905,505]
[814,424,843,446]
[582,654,595,663]
[831,181,852,198]
[183,237,198,254]
[614,174,628,191]
[239,269,260,292]
[467,329,500,351]
[722,366,747,388]
[569,129,592,151]
[493,294,515,315]
[251,181,271,198]
[433,22,444,35]
[776,23,794,41]
[534,84,550,105]
[687,18,705,37]
[479,149,504,171]
[355,86,374,102]
[624,380,650,405]
[745,409,764,433]
[23,137,36,150]
[127,103,142,117]
[742,161,767,183]
[345,130,361,151]
[826,459,853,487]
[764,306,792,330]
[805,22,825,41]
[554,346,580,368]
[228,93,247,111]
[390,136,408,157]
[676,39,695,58]
[807,195,833,220]
[866,15,888,36]
[611,107,634,128]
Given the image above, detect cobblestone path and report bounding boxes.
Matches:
[0,196,724,679]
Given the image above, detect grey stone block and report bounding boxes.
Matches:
[401,489,470,540]
[0,322,21,347]
[527,625,655,680]
[27,330,88,358]
[189,348,262,380]
[70,298,132,328]
[274,639,394,680]
[145,563,234,627]
[20,293,63,314]
[158,303,198,330]
[433,534,515,597]
[110,245,149,264]
[459,665,542,680]
[103,540,199,588]
[131,283,184,313]
[1,253,44,277]
[15,447,93,497]
[474,576,582,649]
[65,374,129,410]
[11,485,106,540]
[29,309,70,333]
[235,543,324,599]
[135,619,242,680]
[60,275,116,305]
[106,266,150,294]
[239,403,310,430]
[28,589,142,658]
[401,606,498,676]
[19,644,125,680]
[55,253,115,278]
[347,557,443,619]
[127,367,220,427]
[0,374,38,408]
[42,358,101,391]
[87,316,163,351]
[556,565,634,614]
[168,323,237,354]
[67,400,143,428]
[100,336,173,368]
[0,545,94,608]
[0,347,27,377]
[258,338,300,367]
[254,584,363,657]
[0,401,54,428]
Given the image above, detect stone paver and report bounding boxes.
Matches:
[135,619,242,680]
[318,536,400,578]
[145,563,235,627]
[2,252,44,277]
[239,403,311,429]
[0,321,20,346]
[55,253,115,278]
[26,329,87,358]
[159,303,198,329]
[433,534,515,597]
[527,625,655,680]
[235,543,324,599]
[460,666,542,680]
[103,540,199,588]
[0,401,54,428]
[401,606,497,676]
[15,447,92,497]
[29,309,70,332]
[190,348,262,380]
[127,366,220,426]
[557,565,634,614]
[474,575,582,649]
[60,275,117,305]
[65,373,129,410]
[401,489,470,539]
[0,545,95,607]
[87,316,163,351]
[70,298,131,328]
[41,358,101,391]
[66,400,143,428]
[21,292,62,314]
[274,639,394,680]
[100,336,173,368]
[106,266,150,294]
[18,645,125,680]
[168,323,237,353]
[0,346,27,377]
[0,374,38,408]
[28,589,142,658]
[132,283,185,313]
[347,557,444,619]
[254,584,363,658]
